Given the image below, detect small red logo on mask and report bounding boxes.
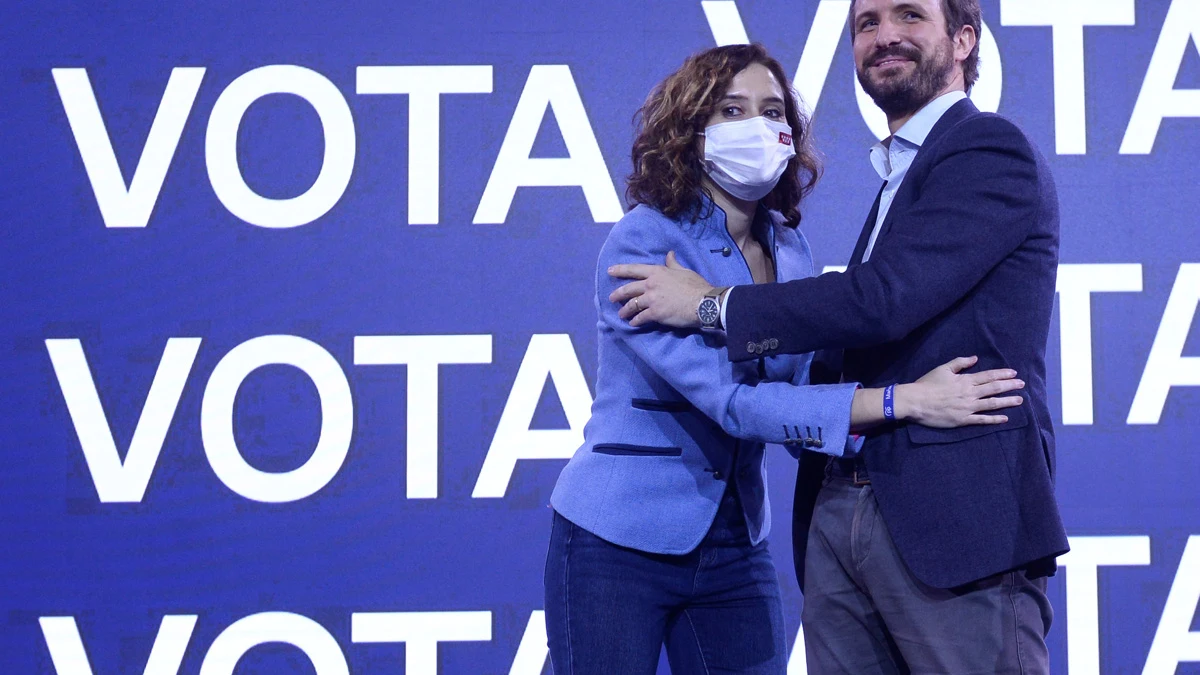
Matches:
[779,132,792,145]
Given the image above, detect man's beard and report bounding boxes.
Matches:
[857,40,955,119]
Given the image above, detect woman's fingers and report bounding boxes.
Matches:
[979,395,1024,411]
[967,367,1018,385]
[974,379,1025,397]
[963,413,1010,425]
[943,355,979,374]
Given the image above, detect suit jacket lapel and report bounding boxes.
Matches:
[849,182,886,267]
[858,98,981,260]
[827,182,888,381]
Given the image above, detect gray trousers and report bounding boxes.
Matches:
[801,469,1053,674]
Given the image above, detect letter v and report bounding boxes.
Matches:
[40,615,197,675]
[700,0,851,115]
[46,338,201,502]
[52,68,204,228]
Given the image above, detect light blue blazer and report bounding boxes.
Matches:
[550,199,858,555]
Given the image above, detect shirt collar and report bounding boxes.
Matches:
[868,90,968,177]
[696,190,775,246]
[894,90,967,146]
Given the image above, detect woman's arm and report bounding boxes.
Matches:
[849,355,1024,434]
[596,215,859,456]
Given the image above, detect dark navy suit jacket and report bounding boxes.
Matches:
[725,99,1070,589]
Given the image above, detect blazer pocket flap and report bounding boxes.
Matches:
[906,404,1028,445]
[631,398,694,413]
[592,443,683,457]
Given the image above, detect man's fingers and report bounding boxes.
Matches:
[665,250,683,269]
[609,280,646,304]
[944,355,979,374]
[608,263,660,280]
[629,307,652,327]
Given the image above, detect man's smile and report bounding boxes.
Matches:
[871,56,914,69]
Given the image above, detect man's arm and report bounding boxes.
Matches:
[725,116,1043,360]
[596,217,860,455]
[611,115,1046,362]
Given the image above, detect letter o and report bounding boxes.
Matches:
[201,335,353,502]
[206,65,355,228]
[199,612,348,675]
[855,21,1003,141]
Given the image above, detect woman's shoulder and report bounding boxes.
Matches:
[602,204,698,256]
[611,203,689,235]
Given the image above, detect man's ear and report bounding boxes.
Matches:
[954,25,977,63]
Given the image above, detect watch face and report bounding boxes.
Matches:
[698,298,720,325]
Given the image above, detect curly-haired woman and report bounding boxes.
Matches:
[544,44,1023,674]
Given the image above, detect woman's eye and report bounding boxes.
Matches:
[723,106,742,116]
[763,109,782,119]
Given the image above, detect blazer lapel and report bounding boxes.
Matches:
[859,98,981,258]
[849,182,887,267]
[827,182,887,384]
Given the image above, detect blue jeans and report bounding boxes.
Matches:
[544,485,788,674]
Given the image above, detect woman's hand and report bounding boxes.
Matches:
[896,356,1024,428]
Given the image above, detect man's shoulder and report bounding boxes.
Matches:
[937,108,1037,156]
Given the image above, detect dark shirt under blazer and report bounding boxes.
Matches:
[552,200,858,555]
[726,99,1071,589]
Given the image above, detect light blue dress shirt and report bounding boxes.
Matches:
[862,90,967,261]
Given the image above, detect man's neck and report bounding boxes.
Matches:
[886,81,966,136]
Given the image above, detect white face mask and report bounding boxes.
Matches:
[701,116,797,202]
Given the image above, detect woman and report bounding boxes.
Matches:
[545,44,1023,674]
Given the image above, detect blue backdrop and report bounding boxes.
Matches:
[4,1,1200,673]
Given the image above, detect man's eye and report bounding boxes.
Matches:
[858,20,878,32]
[903,11,921,20]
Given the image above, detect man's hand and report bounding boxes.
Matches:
[608,251,714,328]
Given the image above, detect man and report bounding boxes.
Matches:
[608,0,1068,672]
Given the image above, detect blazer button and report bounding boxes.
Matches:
[747,342,757,354]
[769,338,779,349]
[711,470,724,480]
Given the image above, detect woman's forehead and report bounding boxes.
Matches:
[723,64,784,99]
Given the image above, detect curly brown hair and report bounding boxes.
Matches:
[626,44,820,228]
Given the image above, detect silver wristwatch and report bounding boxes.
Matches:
[697,286,728,330]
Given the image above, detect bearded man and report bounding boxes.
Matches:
[608,0,1068,672]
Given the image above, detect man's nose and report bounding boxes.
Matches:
[873,18,903,47]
